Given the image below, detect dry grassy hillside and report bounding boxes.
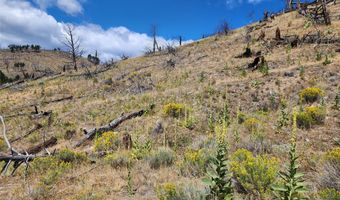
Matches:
[0,50,92,79]
[0,3,339,200]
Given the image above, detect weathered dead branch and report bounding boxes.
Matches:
[0,116,52,176]
[25,137,57,155]
[74,109,145,147]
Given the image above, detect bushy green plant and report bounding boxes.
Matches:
[94,131,120,152]
[157,182,206,200]
[163,103,186,118]
[56,148,87,163]
[325,147,340,164]
[299,87,324,103]
[296,106,326,129]
[322,55,332,65]
[149,147,175,169]
[296,111,313,129]
[157,182,185,200]
[305,106,326,125]
[259,59,269,76]
[29,157,71,199]
[333,92,340,110]
[178,148,213,177]
[230,149,279,199]
[318,188,340,200]
[103,152,130,169]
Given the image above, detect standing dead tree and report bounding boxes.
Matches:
[216,20,230,35]
[151,25,160,53]
[62,24,83,71]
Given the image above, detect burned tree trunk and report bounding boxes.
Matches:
[275,27,282,40]
[25,137,57,155]
[74,109,145,147]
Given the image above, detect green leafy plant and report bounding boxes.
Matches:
[148,147,175,169]
[272,112,307,200]
[322,55,332,65]
[130,138,152,160]
[103,152,130,169]
[56,148,87,163]
[203,142,233,200]
[180,108,197,130]
[127,161,134,196]
[333,91,340,110]
[276,100,289,131]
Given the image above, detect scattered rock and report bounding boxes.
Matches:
[284,71,294,77]
[102,78,113,85]
[64,130,76,140]
[152,120,163,136]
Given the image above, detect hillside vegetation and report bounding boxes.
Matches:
[0,3,339,200]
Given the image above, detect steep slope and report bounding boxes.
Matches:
[0,3,339,200]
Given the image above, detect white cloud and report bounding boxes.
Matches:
[33,0,83,15]
[0,0,191,61]
[225,0,265,8]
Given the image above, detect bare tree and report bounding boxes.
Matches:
[62,24,83,71]
[151,24,159,53]
[216,20,230,35]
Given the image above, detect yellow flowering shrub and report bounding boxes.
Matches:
[230,149,279,197]
[244,117,261,133]
[325,147,340,164]
[299,87,324,103]
[163,103,185,118]
[296,106,326,129]
[305,106,326,124]
[157,182,183,200]
[178,148,213,177]
[318,188,340,200]
[94,131,120,152]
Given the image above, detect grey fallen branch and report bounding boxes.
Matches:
[74,109,145,147]
[0,116,53,176]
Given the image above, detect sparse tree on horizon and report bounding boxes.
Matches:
[62,24,83,71]
[151,24,159,53]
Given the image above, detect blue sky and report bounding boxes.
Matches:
[38,0,285,40]
[0,0,286,60]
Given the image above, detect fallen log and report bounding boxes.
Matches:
[25,137,57,154]
[74,109,145,147]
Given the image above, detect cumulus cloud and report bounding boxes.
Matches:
[33,0,83,15]
[0,0,190,61]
